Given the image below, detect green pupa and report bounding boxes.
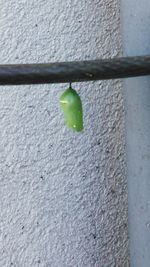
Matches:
[60,84,83,132]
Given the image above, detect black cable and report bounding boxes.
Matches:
[0,55,149,85]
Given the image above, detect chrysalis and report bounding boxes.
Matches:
[60,84,83,132]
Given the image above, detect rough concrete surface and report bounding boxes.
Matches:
[0,0,128,266]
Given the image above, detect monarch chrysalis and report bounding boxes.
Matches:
[60,84,83,132]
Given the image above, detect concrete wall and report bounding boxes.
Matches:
[121,0,150,266]
[0,0,128,266]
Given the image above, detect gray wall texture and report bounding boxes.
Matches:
[0,0,128,266]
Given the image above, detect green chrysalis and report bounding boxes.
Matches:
[60,84,83,132]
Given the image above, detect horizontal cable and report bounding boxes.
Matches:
[0,56,149,85]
